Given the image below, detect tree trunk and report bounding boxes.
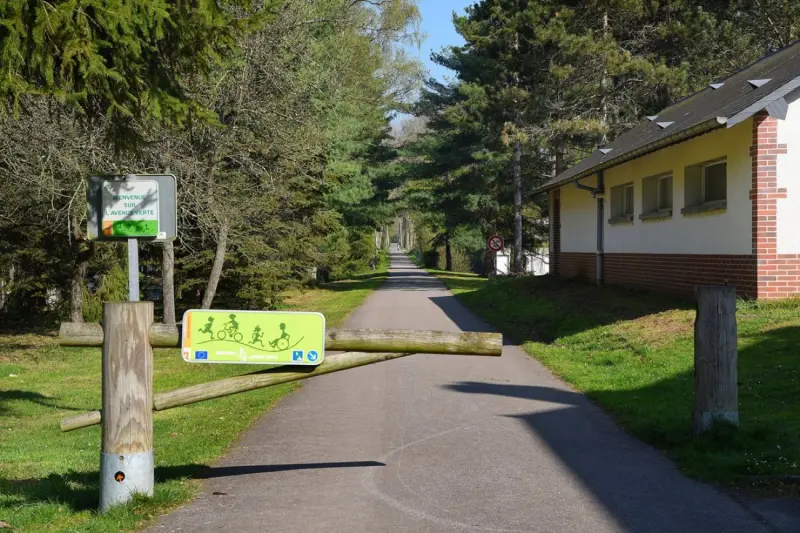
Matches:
[483,250,493,277]
[599,11,609,145]
[555,138,566,175]
[513,138,523,274]
[70,245,91,322]
[201,222,229,309]
[0,264,14,311]
[445,237,453,271]
[382,226,389,250]
[161,241,176,324]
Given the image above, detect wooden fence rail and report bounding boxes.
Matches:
[60,322,502,356]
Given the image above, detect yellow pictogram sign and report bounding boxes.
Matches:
[181,310,325,365]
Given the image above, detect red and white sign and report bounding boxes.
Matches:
[487,235,504,252]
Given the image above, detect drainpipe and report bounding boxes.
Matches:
[596,170,605,286]
[574,173,605,286]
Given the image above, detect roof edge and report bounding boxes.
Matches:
[529,117,727,196]
[727,74,800,127]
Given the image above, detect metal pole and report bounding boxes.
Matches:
[128,238,139,302]
[596,170,605,286]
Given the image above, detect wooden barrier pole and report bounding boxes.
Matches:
[99,302,154,512]
[63,351,408,432]
[693,285,738,436]
[59,323,503,356]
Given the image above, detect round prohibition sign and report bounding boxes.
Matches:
[487,235,504,252]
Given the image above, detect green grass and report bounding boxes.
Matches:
[431,270,800,496]
[0,260,389,533]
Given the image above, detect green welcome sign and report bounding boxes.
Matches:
[101,180,159,237]
[181,310,325,365]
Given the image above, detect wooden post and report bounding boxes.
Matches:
[99,302,154,511]
[693,285,738,436]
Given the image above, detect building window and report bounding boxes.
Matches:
[609,182,634,224]
[658,175,673,209]
[640,173,673,220]
[703,160,727,203]
[683,158,727,215]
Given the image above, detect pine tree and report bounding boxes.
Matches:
[0,0,273,149]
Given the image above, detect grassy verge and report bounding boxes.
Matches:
[430,270,799,496]
[0,259,389,533]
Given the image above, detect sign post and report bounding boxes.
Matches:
[87,175,177,301]
[127,239,139,302]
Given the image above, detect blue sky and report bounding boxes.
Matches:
[406,0,474,83]
[392,1,473,126]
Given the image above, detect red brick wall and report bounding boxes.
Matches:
[558,253,757,298]
[604,254,757,298]
[560,252,596,281]
[751,112,799,298]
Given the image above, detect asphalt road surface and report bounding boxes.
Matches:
[148,248,768,532]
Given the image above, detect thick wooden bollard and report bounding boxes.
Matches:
[100,302,154,511]
[693,286,738,436]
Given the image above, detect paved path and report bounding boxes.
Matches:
[148,249,768,532]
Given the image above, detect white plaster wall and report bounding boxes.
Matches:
[495,252,510,275]
[558,119,754,255]
[494,251,549,275]
[777,99,800,254]
[526,251,550,275]
[559,175,598,252]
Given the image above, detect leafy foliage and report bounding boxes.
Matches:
[0,0,422,323]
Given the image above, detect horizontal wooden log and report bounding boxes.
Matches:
[154,351,412,411]
[61,410,102,432]
[59,322,177,347]
[58,323,502,356]
[325,328,501,356]
[62,351,412,432]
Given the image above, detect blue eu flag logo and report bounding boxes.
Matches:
[195,351,208,360]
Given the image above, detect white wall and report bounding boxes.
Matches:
[494,251,549,276]
[560,175,598,252]
[558,119,753,255]
[495,252,510,275]
[777,99,800,254]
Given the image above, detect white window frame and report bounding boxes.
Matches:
[623,183,634,216]
[701,159,727,204]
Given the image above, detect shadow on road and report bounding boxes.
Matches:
[156,460,386,480]
[441,380,758,532]
[0,461,385,512]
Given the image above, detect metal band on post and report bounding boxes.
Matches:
[100,301,154,511]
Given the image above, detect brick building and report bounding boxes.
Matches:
[533,41,800,299]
